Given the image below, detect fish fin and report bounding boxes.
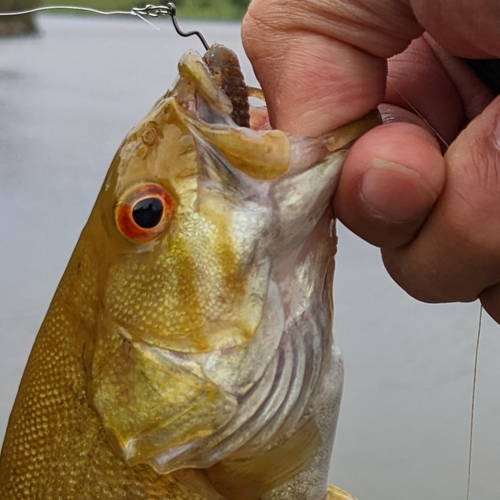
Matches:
[327,484,359,500]
[324,110,381,152]
[208,419,321,500]
[246,86,265,101]
[173,469,227,500]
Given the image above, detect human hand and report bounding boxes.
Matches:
[242,0,500,322]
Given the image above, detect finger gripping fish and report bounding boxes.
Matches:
[0,44,378,500]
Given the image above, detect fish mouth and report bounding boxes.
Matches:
[173,48,270,132]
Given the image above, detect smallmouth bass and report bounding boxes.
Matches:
[0,44,378,499]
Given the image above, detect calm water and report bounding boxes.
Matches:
[0,15,499,499]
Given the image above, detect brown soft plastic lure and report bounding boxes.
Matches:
[0,44,378,499]
[204,44,250,127]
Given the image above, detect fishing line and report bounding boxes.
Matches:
[388,83,487,500]
[466,305,483,500]
[0,3,210,47]
[0,6,133,17]
[0,5,159,30]
[387,82,449,149]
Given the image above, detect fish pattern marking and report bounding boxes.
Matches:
[0,44,377,499]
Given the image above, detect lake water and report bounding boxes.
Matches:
[0,15,499,499]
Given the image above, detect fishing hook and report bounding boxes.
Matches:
[132,3,210,51]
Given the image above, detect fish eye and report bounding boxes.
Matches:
[115,183,174,243]
[132,197,164,229]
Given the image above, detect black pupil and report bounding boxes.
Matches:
[132,197,163,229]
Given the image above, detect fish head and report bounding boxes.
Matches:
[85,46,379,474]
[97,50,296,355]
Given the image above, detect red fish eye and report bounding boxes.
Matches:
[115,183,174,243]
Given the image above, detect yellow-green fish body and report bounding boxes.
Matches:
[0,45,376,499]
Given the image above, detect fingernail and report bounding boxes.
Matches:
[360,159,437,222]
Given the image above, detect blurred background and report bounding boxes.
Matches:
[0,2,499,500]
[0,1,39,35]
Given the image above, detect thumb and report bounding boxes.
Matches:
[381,96,500,314]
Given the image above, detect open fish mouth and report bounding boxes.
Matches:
[173,49,237,126]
